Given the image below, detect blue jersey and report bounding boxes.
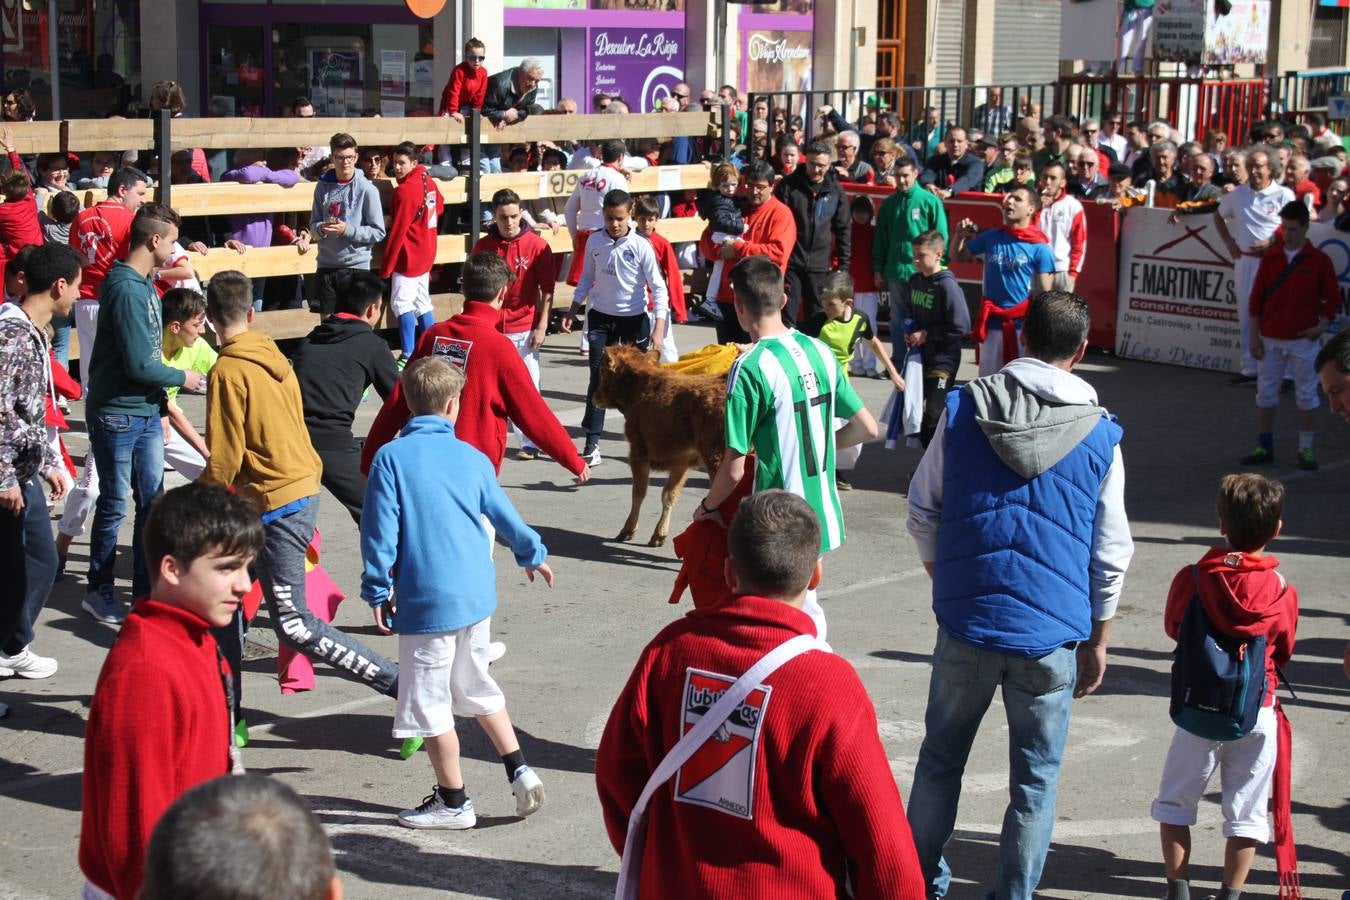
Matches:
[967,229,1056,308]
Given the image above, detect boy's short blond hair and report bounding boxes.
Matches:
[1217,473,1284,552]
[403,356,465,416]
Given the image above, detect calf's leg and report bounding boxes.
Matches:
[650,464,691,547]
[616,452,650,543]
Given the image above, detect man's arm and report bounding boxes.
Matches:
[108,295,188,390]
[1211,209,1241,261]
[503,356,587,478]
[832,188,852,271]
[1067,206,1088,281]
[1077,443,1132,697]
[699,449,748,515]
[369,340,400,401]
[905,409,949,573]
[348,184,387,246]
[836,406,878,450]
[199,372,245,488]
[949,156,986,195]
[563,185,581,235]
[166,401,210,460]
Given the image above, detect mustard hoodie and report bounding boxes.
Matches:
[202,330,322,513]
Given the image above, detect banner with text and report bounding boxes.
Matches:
[588,27,684,114]
[1154,0,1269,65]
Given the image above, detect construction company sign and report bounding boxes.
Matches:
[1116,208,1239,371]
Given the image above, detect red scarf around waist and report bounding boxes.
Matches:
[973,299,1030,366]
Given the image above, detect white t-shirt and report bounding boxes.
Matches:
[1217,182,1295,251]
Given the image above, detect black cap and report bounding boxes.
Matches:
[1107,162,1132,180]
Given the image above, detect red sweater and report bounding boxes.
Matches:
[596,595,926,900]
[646,229,688,322]
[79,600,233,899]
[1164,547,1297,707]
[362,301,583,476]
[699,197,797,303]
[438,62,488,116]
[849,220,879,292]
[381,165,443,278]
[70,201,135,300]
[473,224,557,333]
[1249,241,1340,340]
[0,187,42,288]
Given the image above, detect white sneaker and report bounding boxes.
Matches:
[397,788,476,830]
[0,662,12,677]
[0,647,57,679]
[579,447,601,467]
[511,765,545,817]
[487,641,506,663]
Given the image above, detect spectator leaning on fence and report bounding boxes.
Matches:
[308,132,386,316]
[920,127,986,199]
[481,58,544,174]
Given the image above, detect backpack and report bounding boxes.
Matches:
[1169,566,1268,741]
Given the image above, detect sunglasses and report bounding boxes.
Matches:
[673,92,689,99]
[467,55,486,62]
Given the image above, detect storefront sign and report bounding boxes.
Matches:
[1116,208,1239,371]
[1154,0,1269,65]
[741,28,812,117]
[588,27,684,113]
[1307,221,1350,329]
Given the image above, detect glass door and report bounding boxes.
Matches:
[204,25,269,118]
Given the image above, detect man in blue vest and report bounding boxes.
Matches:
[904,290,1134,899]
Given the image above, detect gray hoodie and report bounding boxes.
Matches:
[906,356,1133,620]
[310,169,387,270]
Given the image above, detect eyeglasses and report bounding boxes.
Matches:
[1085,128,1099,135]
[1075,159,1096,167]
[333,154,358,163]
[673,92,689,100]
[467,55,486,62]
[1,99,15,106]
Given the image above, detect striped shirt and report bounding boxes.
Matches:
[725,332,864,554]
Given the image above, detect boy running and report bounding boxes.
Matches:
[382,141,444,365]
[694,256,878,640]
[363,356,550,828]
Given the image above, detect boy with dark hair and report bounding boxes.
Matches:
[293,269,399,523]
[382,141,444,364]
[363,356,552,828]
[633,193,687,363]
[563,139,629,288]
[901,229,971,447]
[79,483,265,900]
[563,189,669,465]
[0,243,83,694]
[142,774,341,900]
[83,203,203,624]
[201,270,398,742]
[473,187,556,460]
[43,189,82,247]
[1241,200,1339,471]
[309,132,386,315]
[1151,473,1299,900]
[597,490,926,899]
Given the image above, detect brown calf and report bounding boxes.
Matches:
[592,344,726,547]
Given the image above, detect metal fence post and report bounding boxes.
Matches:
[468,109,482,240]
[154,108,173,207]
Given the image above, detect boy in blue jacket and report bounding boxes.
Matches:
[361,355,553,830]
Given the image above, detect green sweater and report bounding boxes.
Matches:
[872,186,949,284]
[86,260,186,416]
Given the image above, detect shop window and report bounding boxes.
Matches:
[2,0,140,119]
[206,25,267,117]
[273,23,433,118]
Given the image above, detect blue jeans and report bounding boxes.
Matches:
[906,628,1077,900]
[50,314,73,367]
[0,476,59,655]
[87,412,165,599]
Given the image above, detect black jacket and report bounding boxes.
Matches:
[482,68,538,126]
[773,166,851,273]
[292,316,399,449]
[919,151,987,196]
[903,268,970,375]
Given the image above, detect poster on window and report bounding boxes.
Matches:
[742,29,812,119]
[1154,0,1268,65]
[588,28,684,113]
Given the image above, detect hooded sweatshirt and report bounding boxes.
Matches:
[201,330,322,513]
[872,186,948,285]
[907,357,1134,654]
[85,261,186,417]
[292,315,400,450]
[902,268,970,375]
[0,302,60,489]
[774,165,851,273]
[381,164,443,279]
[310,169,386,270]
[1165,547,1297,706]
[472,222,556,333]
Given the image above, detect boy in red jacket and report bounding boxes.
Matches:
[79,483,264,900]
[473,188,556,461]
[596,490,926,900]
[633,194,687,363]
[383,141,445,365]
[1241,200,1340,471]
[1151,473,1299,900]
[437,38,489,169]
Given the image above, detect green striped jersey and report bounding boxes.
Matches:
[725,332,864,553]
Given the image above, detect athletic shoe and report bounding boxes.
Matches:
[234,719,249,749]
[694,296,724,322]
[510,765,545,817]
[579,445,601,467]
[516,447,539,461]
[836,474,853,492]
[398,789,476,829]
[82,590,126,625]
[487,641,507,663]
[1240,446,1274,466]
[1228,373,1258,386]
[0,647,58,679]
[400,737,424,759]
[396,355,409,372]
[1298,448,1318,471]
[0,661,12,678]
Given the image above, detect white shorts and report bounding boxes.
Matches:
[393,621,505,738]
[390,272,432,318]
[1256,336,1320,411]
[1150,704,1277,841]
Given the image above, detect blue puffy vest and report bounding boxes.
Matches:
[933,387,1122,657]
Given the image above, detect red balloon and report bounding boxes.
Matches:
[405,0,447,16]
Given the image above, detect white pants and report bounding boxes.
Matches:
[393,621,505,738]
[390,272,433,318]
[74,300,99,392]
[1151,705,1277,841]
[506,329,542,452]
[1234,255,1262,377]
[850,292,881,374]
[1256,337,1320,410]
[1118,6,1153,75]
[979,326,1022,377]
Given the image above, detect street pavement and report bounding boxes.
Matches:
[2,321,1348,899]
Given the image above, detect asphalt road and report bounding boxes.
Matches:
[2,321,1348,899]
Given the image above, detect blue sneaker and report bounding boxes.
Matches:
[82,588,126,625]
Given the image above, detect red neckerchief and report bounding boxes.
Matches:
[602,162,624,175]
[333,312,364,322]
[1003,223,1050,244]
